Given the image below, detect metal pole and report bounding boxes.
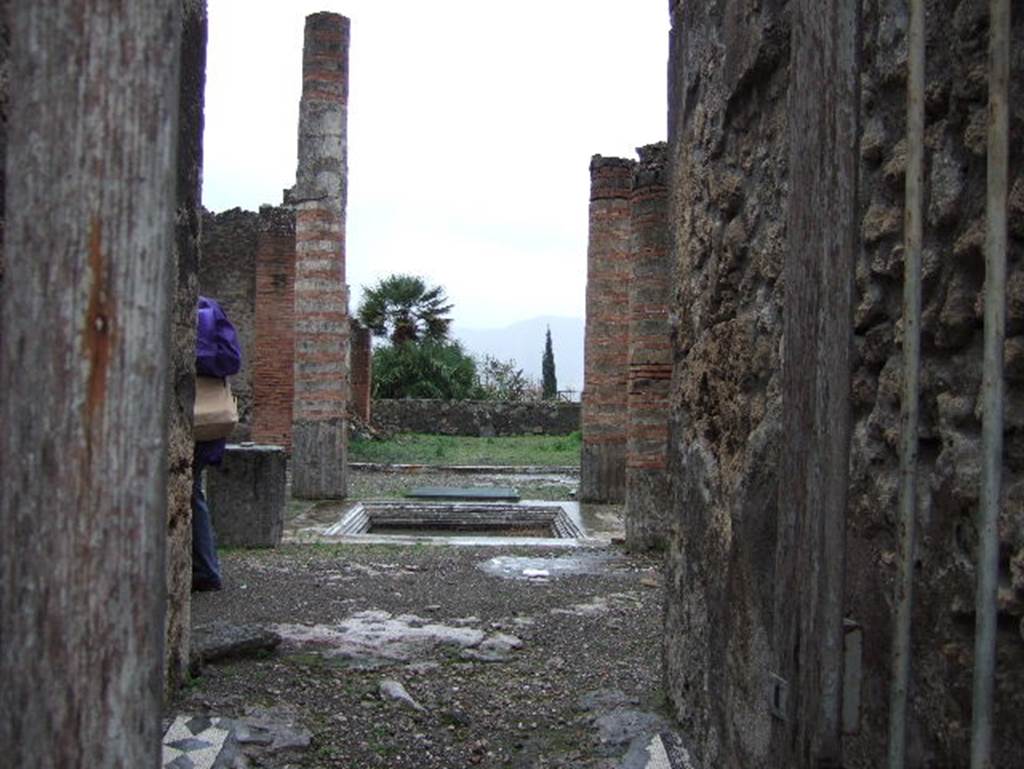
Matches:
[887,1,924,766]
[971,0,1009,766]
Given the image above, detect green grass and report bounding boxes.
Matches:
[348,432,581,467]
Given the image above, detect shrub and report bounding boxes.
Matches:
[372,340,483,400]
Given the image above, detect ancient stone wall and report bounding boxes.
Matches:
[252,205,296,449]
[842,1,1024,763]
[199,207,257,438]
[662,1,789,763]
[0,7,7,289]
[372,398,580,438]
[662,1,1024,766]
[287,12,350,498]
[165,0,206,693]
[580,156,634,502]
[625,143,671,551]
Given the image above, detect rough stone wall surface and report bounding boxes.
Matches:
[842,1,1024,764]
[287,12,350,498]
[625,143,671,551]
[199,207,257,438]
[0,5,7,289]
[662,1,789,765]
[350,320,372,423]
[662,1,1024,767]
[580,156,634,503]
[165,0,207,693]
[252,205,296,449]
[371,399,581,438]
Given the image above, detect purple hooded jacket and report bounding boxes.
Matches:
[195,296,242,465]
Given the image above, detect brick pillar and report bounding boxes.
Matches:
[286,12,350,498]
[252,205,296,449]
[349,319,372,423]
[625,143,671,550]
[580,155,634,503]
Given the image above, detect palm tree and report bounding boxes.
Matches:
[357,274,454,345]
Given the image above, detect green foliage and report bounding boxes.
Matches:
[476,354,540,401]
[348,432,582,467]
[357,274,453,345]
[371,340,482,400]
[541,326,557,399]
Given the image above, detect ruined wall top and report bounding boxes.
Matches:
[257,204,295,234]
[301,12,350,103]
[633,142,668,190]
[589,155,635,200]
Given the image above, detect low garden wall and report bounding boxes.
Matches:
[372,399,580,437]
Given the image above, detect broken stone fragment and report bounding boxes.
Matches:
[461,633,523,662]
[189,622,282,674]
[379,679,426,712]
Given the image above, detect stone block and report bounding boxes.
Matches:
[208,444,286,547]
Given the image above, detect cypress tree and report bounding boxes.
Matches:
[542,326,558,399]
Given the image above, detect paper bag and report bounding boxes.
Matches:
[194,376,238,442]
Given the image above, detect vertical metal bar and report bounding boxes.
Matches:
[971,0,1009,767]
[887,1,925,767]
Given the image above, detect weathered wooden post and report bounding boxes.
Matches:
[0,1,182,765]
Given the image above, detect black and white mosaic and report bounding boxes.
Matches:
[162,715,231,769]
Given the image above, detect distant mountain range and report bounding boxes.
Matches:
[452,316,585,397]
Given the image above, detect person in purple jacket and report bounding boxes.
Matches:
[192,296,242,592]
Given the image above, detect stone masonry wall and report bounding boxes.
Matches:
[199,207,257,438]
[165,0,206,693]
[286,12,350,499]
[252,205,296,449]
[372,399,581,438]
[843,1,1024,763]
[662,1,788,763]
[580,156,634,502]
[625,143,671,551]
[662,1,1024,767]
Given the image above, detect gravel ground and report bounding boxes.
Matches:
[173,540,669,768]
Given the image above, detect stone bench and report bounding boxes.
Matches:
[207,443,286,548]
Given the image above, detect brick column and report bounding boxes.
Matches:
[252,205,296,449]
[580,155,634,503]
[286,12,350,498]
[625,143,670,550]
[349,319,372,423]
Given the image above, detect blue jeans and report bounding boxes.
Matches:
[191,458,222,589]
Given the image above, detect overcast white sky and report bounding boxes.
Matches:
[203,1,668,329]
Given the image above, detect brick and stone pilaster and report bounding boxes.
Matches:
[580,155,634,503]
[252,205,296,449]
[349,319,372,424]
[625,143,670,550]
[286,12,350,498]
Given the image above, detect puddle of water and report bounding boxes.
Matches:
[478,553,624,581]
[368,524,554,538]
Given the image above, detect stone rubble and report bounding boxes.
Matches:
[379,679,427,713]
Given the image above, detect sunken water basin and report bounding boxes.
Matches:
[323,500,588,544]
